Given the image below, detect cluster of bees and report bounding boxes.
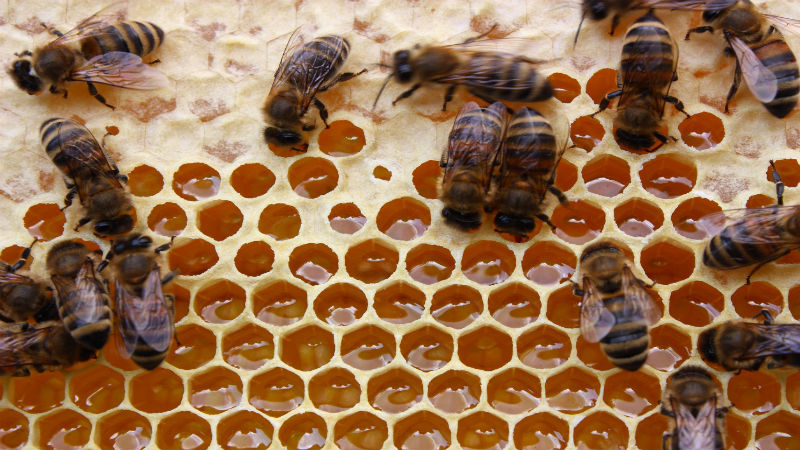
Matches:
[5,0,800,448]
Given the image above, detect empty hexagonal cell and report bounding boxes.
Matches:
[574,411,628,450]
[155,411,211,450]
[24,203,65,241]
[582,154,631,197]
[318,120,366,156]
[367,368,423,413]
[166,324,216,370]
[128,165,164,197]
[230,163,275,198]
[197,200,243,241]
[570,115,605,152]
[253,281,308,326]
[248,368,304,417]
[548,72,580,102]
[488,282,540,328]
[640,241,695,284]
[545,367,600,414]
[288,157,339,198]
[0,408,29,450]
[148,202,187,237]
[602,371,660,417]
[461,240,515,285]
[586,68,618,104]
[457,412,508,450]
[614,198,664,237]
[345,239,399,283]
[646,324,692,372]
[328,203,367,234]
[129,368,184,413]
[546,285,581,329]
[258,204,301,240]
[671,197,722,240]
[172,163,221,200]
[458,326,513,371]
[96,409,151,450]
[279,413,327,450]
[412,160,442,200]
[393,411,451,450]
[756,411,800,450]
[521,241,575,285]
[576,335,616,371]
[514,412,569,450]
[69,364,124,414]
[9,372,64,413]
[639,154,697,199]
[234,241,274,277]
[669,281,724,326]
[732,282,783,318]
[341,325,395,370]
[518,325,571,369]
[728,370,781,415]
[431,285,483,329]
[222,323,273,371]
[400,325,454,372]
[635,413,670,450]
[551,200,605,244]
[406,244,456,285]
[35,409,91,450]
[280,325,334,371]
[376,197,430,240]
[334,411,388,450]
[428,370,481,414]
[189,366,242,414]
[168,238,218,276]
[678,111,725,150]
[308,367,360,412]
[194,280,245,324]
[487,368,541,414]
[374,281,425,324]
[313,283,367,326]
[289,243,338,285]
[217,410,273,450]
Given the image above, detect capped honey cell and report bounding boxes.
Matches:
[367,368,423,413]
[405,244,456,285]
[376,197,430,240]
[488,282,541,328]
[172,163,221,201]
[248,368,304,417]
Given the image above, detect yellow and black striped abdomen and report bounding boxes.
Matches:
[57,283,112,352]
[460,52,552,102]
[80,21,165,60]
[703,209,791,269]
[621,14,675,91]
[599,293,650,371]
[40,118,101,180]
[750,37,799,118]
[502,107,555,179]
[448,103,506,163]
[288,35,350,86]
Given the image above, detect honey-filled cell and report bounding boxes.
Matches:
[341,325,396,370]
[518,325,571,369]
[102,335,140,372]
[456,412,509,450]
[546,284,581,329]
[23,203,65,241]
[487,368,541,414]
[128,164,164,197]
[374,281,426,324]
[34,409,91,450]
[614,198,664,237]
[234,241,274,277]
[367,368,424,413]
[308,367,361,412]
[550,200,605,245]
[668,281,724,326]
[639,154,697,199]
[570,115,605,152]
[288,243,339,285]
[727,413,753,450]
[230,163,276,198]
[586,68,618,104]
[602,371,661,417]
[9,371,65,414]
[400,325,454,372]
[393,411,451,450]
[194,280,246,324]
[406,243,456,285]
[747,193,774,208]
[168,238,219,276]
[172,162,221,201]
[573,411,628,450]
[0,408,28,450]
[373,165,392,180]
[640,241,695,284]
[95,410,151,450]
[222,323,274,371]
[248,368,304,417]
[428,370,481,414]
[513,412,569,450]
[548,72,581,103]
[678,111,725,150]
[129,368,184,414]
[755,411,800,450]
[412,160,442,200]
[155,411,212,450]
[280,325,335,371]
[328,203,367,234]
[731,281,783,318]
[634,413,670,450]
[278,413,327,450]
[166,324,217,370]
[0,245,32,270]
[197,200,243,241]
[288,157,339,199]
[430,284,483,329]
[554,158,578,193]
[521,241,576,286]
[582,154,631,197]
[788,371,800,410]
[461,240,515,285]
[313,283,367,326]
[334,411,389,450]
[344,239,399,284]
[488,282,541,328]
[671,197,722,240]
[258,203,301,240]
[68,364,124,414]
[147,202,187,237]
[646,324,692,372]
[544,367,600,414]
[318,120,367,156]
[252,280,308,326]
[767,159,800,187]
[458,326,513,371]
[728,370,781,415]
[217,410,273,450]
[376,197,431,241]
[188,366,243,415]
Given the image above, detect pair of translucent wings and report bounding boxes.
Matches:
[735,322,800,358]
[50,258,108,325]
[53,120,124,203]
[115,266,172,357]
[0,322,67,368]
[696,205,800,247]
[442,101,507,190]
[670,396,720,450]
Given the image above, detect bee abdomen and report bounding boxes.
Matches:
[290,35,350,83]
[751,38,799,118]
[450,106,506,144]
[81,21,165,59]
[40,118,94,168]
[464,53,552,102]
[601,323,650,371]
[703,217,784,269]
[621,16,675,88]
[504,108,556,176]
[130,340,168,370]
[58,292,111,351]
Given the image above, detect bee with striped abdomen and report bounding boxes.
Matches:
[592,11,690,152]
[440,101,508,230]
[488,107,567,239]
[47,240,111,352]
[661,366,727,450]
[0,321,95,376]
[9,2,167,109]
[0,240,54,323]
[41,118,134,238]
[98,233,174,370]
[699,310,800,371]
[574,241,660,371]
[264,31,365,153]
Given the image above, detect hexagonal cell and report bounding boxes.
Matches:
[374,281,425,324]
[0,245,33,271]
[24,203,65,241]
[582,154,630,197]
[376,197,430,240]
[488,282,540,328]
[574,411,628,450]
[671,197,722,240]
[148,202,187,237]
[554,158,578,192]
[789,372,800,410]
[635,413,670,450]
[328,203,367,234]
[288,157,339,198]
[278,413,327,450]
[570,115,605,152]
[544,367,600,414]
[253,281,308,326]
[639,154,697,199]
[614,198,664,237]
[400,325,454,372]
[197,200,243,241]
[546,285,581,329]
[521,241,575,285]
[487,368,541,414]
[258,204,301,240]
[168,282,191,323]
[280,325,334,371]
[9,371,64,413]
[289,243,338,285]
[230,163,275,198]
[393,411,451,450]
[34,409,91,450]
[96,410,151,450]
[640,241,695,284]
[518,325,571,369]
[458,326,513,371]
[189,366,243,414]
[217,410,273,450]
[728,370,781,415]
[313,283,367,326]
[461,240,515,285]
[166,324,216,370]
[576,335,616,371]
[168,238,219,276]
[69,364,124,414]
[172,162,221,201]
[428,370,481,414]
[755,411,800,450]
[586,68,618,104]
[457,412,508,450]
[318,120,366,156]
[234,241,274,277]
[513,412,569,450]
[732,282,783,318]
[406,244,456,285]
[194,280,245,324]
[602,371,660,417]
[373,165,392,180]
[345,239,399,284]
[367,368,423,413]
[155,411,211,450]
[0,408,29,450]
[431,285,483,329]
[727,413,752,450]
[128,164,164,197]
[551,200,605,244]
[678,111,725,150]
[747,193,774,208]
[222,323,273,371]
[767,159,800,187]
[341,325,395,370]
[248,368,304,417]
[334,411,388,450]
[412,160,442,199]
[548,72,581,103]
[669,281,723,326]
[129,368,184,413]
[646,324,692,372]
[308,367,360,412]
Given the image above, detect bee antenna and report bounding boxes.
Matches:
[573,12,586,48]
[372,73,394,110]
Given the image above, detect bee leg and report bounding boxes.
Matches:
[661,433,670,450]
[8,238,37,273]
[311,98,330,128]
[41,23,63,37]
[161,270,177,286]
[441,85,457,111]
[547,185,569,205]
[659,406,675,418]
[61,187,78,211]
[319,69,367,92]
[663,95,690,118]
[86,82,116,110]
[769,160,784,206]
[724,59,742,114]
[535,213,557,231]
[685,26,714,41]
[609,13,621,36]
[74,217,92,232]
[392,83,422,106]
[591,90,622,117]
[569,279,583,297]
[743,253,785,285]
[49,85,68,99]
[753,310,775,324]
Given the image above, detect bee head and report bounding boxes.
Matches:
[93,215,134,238]
[441,208,482,230]
[393,50,413,83]
[9,58,44,95]
[697,328,719,363]
[585,0,608,20]
[494,213,535,237]
[615,128,656,151]
[112,233,152,255]
[264,127,308,152]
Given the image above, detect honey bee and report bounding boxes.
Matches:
[0,321,95,376]
[0,240,54,323]
[9,2,167,109]
[574,241,660,371]
[439,101,508,230]
[661,366,727,450]
[591,11,690,151]
[263,31,365,153]
[574,1,649,44]
[47,240,111,352]
[98,233,174,370]
[41,117,134,238]
[488,107,568,239]
[699,310,800,371]
[373,29,553,111]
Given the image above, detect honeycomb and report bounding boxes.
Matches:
[1,0,800,449]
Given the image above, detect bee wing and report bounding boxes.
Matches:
[640,0,736,10]
[0,324,63,368]
[579,278,616,343]
[621,266,661,326]
[673,396,719,450]
[763,14,800,39]
[70,259,109,324]
[45,2,128,47]
[136,267,172,353]
[443,38,550,63]
[270,27,305,91]
[114,279,139,357]
[727,36,779,102]
[742,323,800,358]
[69,52,169,90]
[443,101,506,192]
[0,269,35,286]
[696,205,800,246]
